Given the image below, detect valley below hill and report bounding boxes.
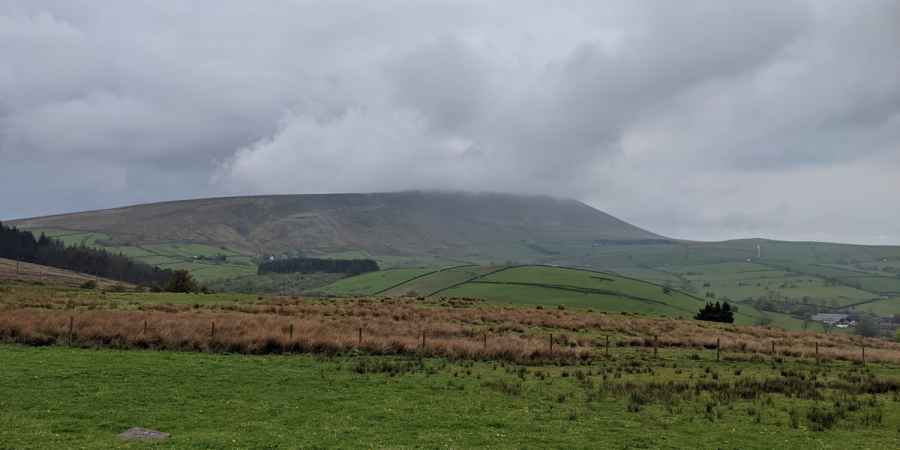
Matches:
[8,191,900,329]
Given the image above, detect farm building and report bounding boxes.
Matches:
[810,313,849,325]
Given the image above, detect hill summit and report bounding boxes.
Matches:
[10,191,664,263]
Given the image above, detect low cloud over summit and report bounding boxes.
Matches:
[2,1,899,243]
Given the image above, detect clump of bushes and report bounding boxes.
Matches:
[694,301,734,323]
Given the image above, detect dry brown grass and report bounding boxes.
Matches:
[0,258,131,289]
[0,308,589,364]
[2,295,899,364]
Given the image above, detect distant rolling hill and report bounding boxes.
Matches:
[8,191,900,305]
[10,191,900,268]
[8,190,900,324]
[9,191,665,267]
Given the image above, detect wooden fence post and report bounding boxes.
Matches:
[68,316,74,345]
[862,344,866,365]
[358,327,362,346]
[815,342,819,364]
[210,321,216,339]
[605,335,609,356]
[653,335,658,357]
[289,323,294,339]
[716,338,720,362]
[771,341,775,355]
[421,331,426,348]
[482,332,487,349]
[549,333,553,353]
[143,320,148,335]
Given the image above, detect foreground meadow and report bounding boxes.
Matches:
[2,345,899,449]
[1,282,900,448]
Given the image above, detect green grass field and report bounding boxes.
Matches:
[318,268,441,296]
[2,345,899,449]
[380,265,501,297]
[18,228,257,283]
[15,226,900,329]
[665,262,877,304]
[208,272,347,295]
[0,282,262,307]
[313,265,816,331]
[847,297,900,317]
[447,266,812,330]
[2,274,900,448]
[445,282,691,316]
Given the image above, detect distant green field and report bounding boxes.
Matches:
[209,272,347,295]
[608,267,682,284]
[380,265,501,297]
[318,268,440,296]
[25,230,112,248]
[17,227,256,283]
[452,266,813,330]
[314,265,815,331]
[641,261,900,319]
[445,283,691,316]
[764,262,900,295]
[0,283,263,307]
[16,224,900,328]
[847,297,900,317]
[469,266,703,312]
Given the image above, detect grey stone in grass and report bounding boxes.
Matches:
[118,427,170,441]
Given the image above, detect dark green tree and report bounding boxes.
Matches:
[694,301,735,323]
[855,315,880,338]
[258,257,379,275]
[165,270,198,293]
[0,222,173,286]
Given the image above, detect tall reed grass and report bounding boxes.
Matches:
[2,296,898,364]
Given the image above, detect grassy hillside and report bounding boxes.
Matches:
[9,192,900,326]
[0,258,131,289]
[207,272,347,295]
[317,265,812,330]
[10,192,662,265]
[618,261,900,321]
[14,211,900,294]
[14,228,256,283]
[379,265,504,297]
[317,267,440,296]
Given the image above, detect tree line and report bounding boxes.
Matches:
[258,257,379,275]
[0,222,174,287]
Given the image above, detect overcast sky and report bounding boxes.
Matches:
[2,1,899,244]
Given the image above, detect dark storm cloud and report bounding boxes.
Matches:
[1,0,899,243]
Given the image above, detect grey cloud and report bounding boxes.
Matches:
[385,37,488,135]
[1,0,899,244]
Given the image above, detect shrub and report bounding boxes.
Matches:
[788,408,800,429]
[694,301,735,323]
[79,280,97,290]
[806,406,836,431]
[483,379,523,396]
[855,315,881,338]
[165,270,198,293]
[627,391,650,412]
